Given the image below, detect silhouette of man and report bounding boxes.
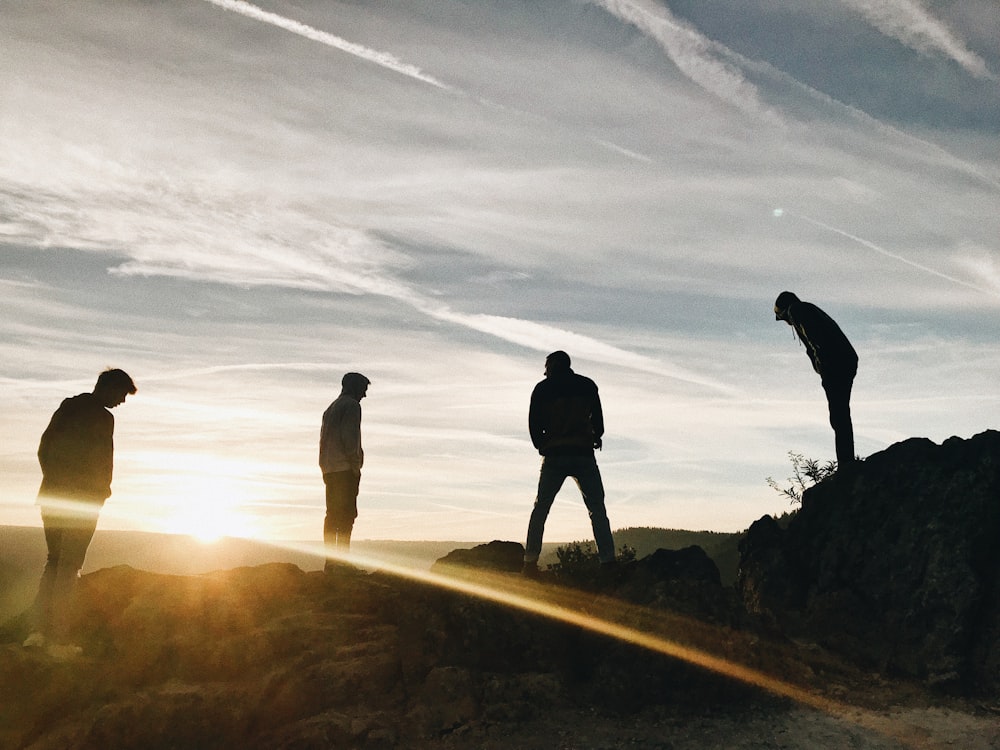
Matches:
[319,372,370,568]
[523,351,615,575]
[31,368,137,642]
[774,291,858,466]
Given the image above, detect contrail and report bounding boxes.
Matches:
[789,210,1000,299]
[591,0,781,124]
[592,138,654,164]
[421,304,740,396]
[840,0,994,80]
[727,48,1000,193]
[592,0,1000,192]
[202,0,452,90]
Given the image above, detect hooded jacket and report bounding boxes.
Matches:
[319,392,364,474]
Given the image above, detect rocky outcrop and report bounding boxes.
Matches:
[0,559,756,750]
[431,540,524,574]
[739,430,1000,691]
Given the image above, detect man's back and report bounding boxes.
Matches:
[38,393,114,501]
[529,371,603,455]
[789,300,858,376]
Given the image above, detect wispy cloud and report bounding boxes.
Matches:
[421,305,738,394]
[840,0,994,79]
[114,249,734,393]
[590,0,781,123]
[202,0,453,89]
[788,211,1000,300]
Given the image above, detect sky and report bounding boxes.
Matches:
[2,0,999,545]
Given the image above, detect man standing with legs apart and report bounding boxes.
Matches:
[319,372,370,571]
[29,368,137,648]
[774,291,859,467]
[523,351,615,576]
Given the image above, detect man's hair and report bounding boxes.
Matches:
[96,368,137,395]
[545,350,571,371]
[342,372,371,391]
[774,291,799,315]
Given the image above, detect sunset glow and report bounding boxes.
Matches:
[2,0,998,544]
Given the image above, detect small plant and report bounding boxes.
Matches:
[548,541,636,581]
[766,451,837,505]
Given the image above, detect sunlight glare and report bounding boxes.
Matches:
[162,474,258,543]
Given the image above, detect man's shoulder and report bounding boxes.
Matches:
[56,393,109,418]
[533,372,598,396]
[324,395,360,416]
[795,300,833,319]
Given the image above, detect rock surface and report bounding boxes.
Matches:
[431,540,525,574]
[739,430,1000,691]
[4,431,1000,748]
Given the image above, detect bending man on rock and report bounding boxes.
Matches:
[774,291,858,467]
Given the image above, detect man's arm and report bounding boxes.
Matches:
[790,304,824,375]
[339,402,364,473]
[590,383,605,449]
[528,384,546,451]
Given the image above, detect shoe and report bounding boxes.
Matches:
[520,561,539,579]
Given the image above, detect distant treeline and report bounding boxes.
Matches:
[554,526,743,586]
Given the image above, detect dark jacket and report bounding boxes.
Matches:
[529,369,604,456]
[37,393,115,503]
[786,300,858,380]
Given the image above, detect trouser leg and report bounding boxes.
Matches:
[32,518,63,633]
[574,458,615,563]
[324,471,360,564]
[823,375,856,466]
[36,508,98,638]
[524,459,567,563]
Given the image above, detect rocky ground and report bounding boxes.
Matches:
[5,430,1000,749]
[2,560,998,750]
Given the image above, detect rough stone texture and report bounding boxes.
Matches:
[738,430,1000,690]
[0,559,757,750]
[431,540,525,574]
[5,428,1000,747]
[614,546,743,627]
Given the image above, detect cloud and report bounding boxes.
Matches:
[590,0,781,123]
[419,305,738,394]
[202,0,453,89]
[952,249,1000,296]
[788,211,1000,300]
[840,0,994,79]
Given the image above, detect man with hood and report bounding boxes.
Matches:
[319,371,370,567]
[522,351,615,576]
[774,291,858,467]
[30,367,137,644]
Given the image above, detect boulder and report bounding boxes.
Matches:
[431,540,524,574]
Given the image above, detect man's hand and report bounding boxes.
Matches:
[594,438,603,451]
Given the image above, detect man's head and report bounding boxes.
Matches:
[94,368,137,408]
[774,291,800,324]
[341,372,371,400]
[544,350,571,377]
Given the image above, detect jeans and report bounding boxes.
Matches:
[525,454,615,564]
[324,470,360,557]
[822,372,856,466]
[34,505,100,637]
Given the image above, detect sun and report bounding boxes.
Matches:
[163,476,257,543]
